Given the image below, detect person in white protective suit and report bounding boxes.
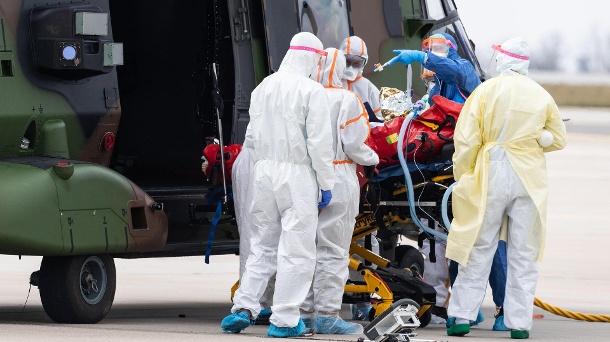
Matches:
[220,32,336,338]
[340,36,383,122]
[445,37,567,339]
[231,148,274,324]
[300,48,379,335]
[339,35,383,320]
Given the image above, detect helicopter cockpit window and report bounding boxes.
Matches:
[426,0,446,20]
[446,0,457,12]
[452,20,484,77]
[298,0,350,49]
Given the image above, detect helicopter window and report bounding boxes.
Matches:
[430,20,484,79]
[297,0,350,49]
[447,0,457,12]
[426,0,446,20]
[452,20,484,77]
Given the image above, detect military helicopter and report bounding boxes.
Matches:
[0,0,482,324]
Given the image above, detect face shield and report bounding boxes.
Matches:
[422,37,451,57]
[290,45,328,80]
[310,55,325,82]
[486,42,530,77]
[486,51,499,79]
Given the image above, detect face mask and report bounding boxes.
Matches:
[342,66,359,81]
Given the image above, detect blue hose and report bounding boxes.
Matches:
[396,114,448,241]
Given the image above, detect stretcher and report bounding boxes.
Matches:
[342,143,456,328]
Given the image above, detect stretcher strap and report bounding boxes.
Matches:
[205,201,223,264]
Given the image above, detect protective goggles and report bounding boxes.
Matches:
[422,37,455,55]
[289,45,328,56]
[345,55,366,68]
[491,44,529,60]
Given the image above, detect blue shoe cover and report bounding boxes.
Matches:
[255,308,272,325]
[301,313,316,331]
[221,312,251,333]
[472,310,485,326]
[315,315,364,335]
[493,315,510,331]
[446,317,455,329]
[351,303,371,321]
[267,318,306,338]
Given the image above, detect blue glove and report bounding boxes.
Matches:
[318,190,332,209]
[386,50,426,66]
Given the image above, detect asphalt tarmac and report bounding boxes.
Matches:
[1,106,609,341]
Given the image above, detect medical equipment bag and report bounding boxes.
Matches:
[366,95,463,168]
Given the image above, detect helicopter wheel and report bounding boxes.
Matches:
[39,255,116,323]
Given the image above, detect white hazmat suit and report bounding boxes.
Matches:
[232,149,274,310]
[301,48,379,334]
[231,32,336,330]
[340,35,382,321]
[446,37,567,335]
[339,36,383,122]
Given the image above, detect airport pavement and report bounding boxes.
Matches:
[1,107,609,341]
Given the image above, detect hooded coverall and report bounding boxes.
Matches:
[301,48,379,334]
[232,149,274,309]
[340,36,383,122]
[231,32,335,328]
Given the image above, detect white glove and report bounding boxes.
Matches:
[538,129,554,148]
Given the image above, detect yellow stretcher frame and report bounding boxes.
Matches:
[347,211,431,320]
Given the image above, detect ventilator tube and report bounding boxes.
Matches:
[397,112,448,242]
[538,129,554,147]
[441,182,456,233]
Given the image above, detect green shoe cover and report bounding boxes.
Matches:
[511,330,529,339]
[447,323,470,336]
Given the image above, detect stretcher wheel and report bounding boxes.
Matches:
[418,306,432,328]
[395,245,425,275]
[368,307,376,322]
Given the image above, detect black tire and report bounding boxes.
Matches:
[395,245,425,275]
[418,306,432,328]
[39,255,116,323]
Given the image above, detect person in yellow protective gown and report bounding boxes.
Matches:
[445,37,567,339]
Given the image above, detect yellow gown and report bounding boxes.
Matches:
[446,73,567,266]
